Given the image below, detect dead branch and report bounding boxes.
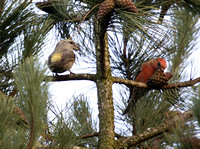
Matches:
[116,110,193,148]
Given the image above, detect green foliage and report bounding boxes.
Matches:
[72,95,98,148]
[42,95,97,148]
[22,17,54,59]
[0,0,33,94]
[0,0,32,58]
[53,113,80,148]
[170,8,200,76]
[0,0,53,95]
[0,92,28,148]
[13,56,49,148]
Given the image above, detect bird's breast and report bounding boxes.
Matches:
[51,53,62,62]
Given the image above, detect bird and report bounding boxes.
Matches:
[48,39,80,75]
[123,57,167,115]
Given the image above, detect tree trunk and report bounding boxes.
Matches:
[94,19,115,148]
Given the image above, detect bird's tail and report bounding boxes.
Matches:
[123,100,135,115]
[123,87,136,115]
[123,87,149,115]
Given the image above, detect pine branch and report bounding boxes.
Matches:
[79,132,124,139]
[46,74,200,89]
[163,77,200,89]
[35,1,91,23]
[116,110,193,148]
[113,76,200,89]
[46,73,97,82]
[79,132,99,139]
[113,77,148,88]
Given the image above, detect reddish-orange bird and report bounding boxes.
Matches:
[123,57,167,115]
[134,57,167,83]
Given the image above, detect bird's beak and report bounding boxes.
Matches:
[74,43,80,51]
[160,67,165,72]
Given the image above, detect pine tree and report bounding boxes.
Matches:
[1,0,200,148]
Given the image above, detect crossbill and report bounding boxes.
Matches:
[123,58,167,115]
[48,39,80,74]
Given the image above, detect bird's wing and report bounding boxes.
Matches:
[128,62,146,100]
[124,62,148,115]
[48,51,75,73]
[47,54,52,66]
[133,61,147,80]
[60,50,75,64]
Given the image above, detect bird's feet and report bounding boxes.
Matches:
[69,71,75,76]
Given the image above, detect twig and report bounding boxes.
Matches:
[79,132,124,139]
[27,115,34,149]
[77,3,101,32]
[79,132,99,139]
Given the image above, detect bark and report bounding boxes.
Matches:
[113,76,200,89]
[94,18,115,148]
[46,73,97,82]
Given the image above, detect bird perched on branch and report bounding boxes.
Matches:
[48,39,80,75]
[123,57,169,115]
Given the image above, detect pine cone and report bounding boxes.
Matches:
[115,0,138,13]
[97,0,115,20]
[147,70,173,88]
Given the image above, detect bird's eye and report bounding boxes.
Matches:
[70,41,73,44]
[158,62,161,68]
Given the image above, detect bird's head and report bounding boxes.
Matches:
[150,57,167,72]
[55,39,80,53]
[156,57,167,71]
[63,39,80,51]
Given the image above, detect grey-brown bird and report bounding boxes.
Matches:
[48,39,80,74]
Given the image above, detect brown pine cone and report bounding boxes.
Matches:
[147,70,173,88]
[97,0,115,20]
[115,0,138,13]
